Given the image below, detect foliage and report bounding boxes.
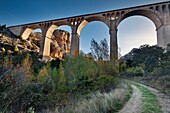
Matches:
[97,60,118,76]
[119,62,126,73]
[0,54,33,112]
[0,52,118,112]
[122,44,170,95]
[90,38,109,61]
[121,45,169,76]
[126,66,144,77]
[57,62,66,92]
[63,56,114,94]
[131,45,164,68]
[50,81,132,113]
[30,52,45,75]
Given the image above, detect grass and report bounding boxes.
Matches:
[135,84,161,113]
[129,76,170,96]
[48,81,133,113]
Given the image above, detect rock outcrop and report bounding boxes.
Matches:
[51,30,70,59]
[0,25,71,60]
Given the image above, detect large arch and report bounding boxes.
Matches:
[45,21,71,40]
[117,16,157,56]
[50,25,71,59]
[115,9,163,49]
[77,16,109,35]
[79,21,110,55]
[41,21,72,60]
[116,10,162,29]
[70,16,110,56]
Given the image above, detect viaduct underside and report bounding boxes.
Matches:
[8,1,170,63]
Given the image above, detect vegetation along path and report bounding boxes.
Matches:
[137,83,170,113]
[119,85,142,113]
[119,81,170,113]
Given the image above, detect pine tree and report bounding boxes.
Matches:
[58,62,66,92]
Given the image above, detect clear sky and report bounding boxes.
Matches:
[0,0,168,56]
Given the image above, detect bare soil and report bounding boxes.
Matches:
[119,85,142,113]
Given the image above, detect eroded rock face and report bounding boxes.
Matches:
[0,25,71,60]
[51,30,70,59]
[0,32,40,53]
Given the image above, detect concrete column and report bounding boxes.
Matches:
[110,28,118,64]
[70,33,80,56]
[157,25,170,48]
[40,29,51,61]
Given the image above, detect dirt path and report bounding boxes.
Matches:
[138,83,170,113]
[119,82,170,113]
[119,85,142,113]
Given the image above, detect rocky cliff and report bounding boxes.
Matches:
[0,25,71,60]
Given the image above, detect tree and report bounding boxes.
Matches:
[100,38,109,61]
[90,38,109,61]
[58,62,66,92]
[90,38,101,60]
[131,45,164,67]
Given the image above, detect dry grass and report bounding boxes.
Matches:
[48,81,132,113]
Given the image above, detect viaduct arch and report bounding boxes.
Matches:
[8,1,170,63]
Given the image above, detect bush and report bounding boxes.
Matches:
[63,56,117,94]
[0,54,118,112]
[0,54,32,112]
[63,56,98,92]
[126,66,144,77]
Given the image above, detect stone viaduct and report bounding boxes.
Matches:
[8,1,170,63]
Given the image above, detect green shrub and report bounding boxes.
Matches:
[0,54,118,112]
[126,66,144,77]
[0,55,33,112]
[64,56,98,92]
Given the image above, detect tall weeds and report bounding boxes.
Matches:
[51,81,132,113]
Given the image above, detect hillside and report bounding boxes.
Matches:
[120,44,170,95]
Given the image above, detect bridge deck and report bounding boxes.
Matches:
[8,1,170,27]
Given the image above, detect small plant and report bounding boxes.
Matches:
[14,45,19,52]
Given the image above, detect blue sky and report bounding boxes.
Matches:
[0,0,168,56]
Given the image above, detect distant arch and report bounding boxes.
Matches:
[77,16,109,35]
[156,6,161,12]
[162,5,167,13]
[149,6,154,10]
[21,25,41,40]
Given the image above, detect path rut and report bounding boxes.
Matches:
[119,82,170,113]
[119,85,142,113]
